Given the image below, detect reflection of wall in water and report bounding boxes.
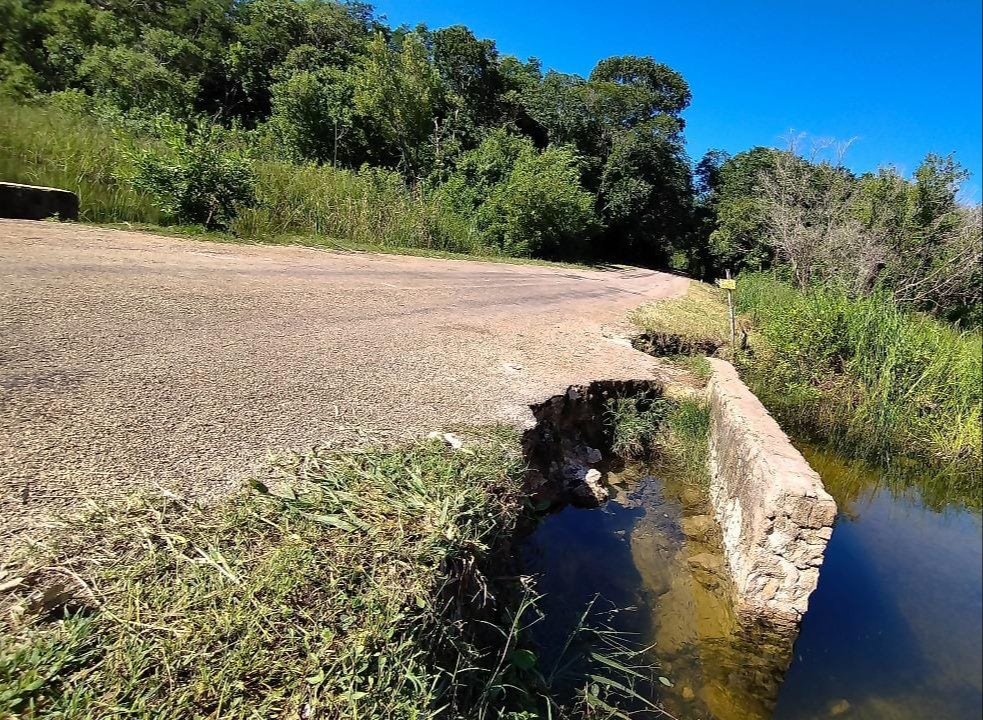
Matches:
[620,471,799,720]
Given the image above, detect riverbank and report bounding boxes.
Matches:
[631,277,983,505]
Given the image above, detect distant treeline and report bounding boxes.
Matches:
[1,0,979,321]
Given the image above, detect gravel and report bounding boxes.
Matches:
[0,220,687,554]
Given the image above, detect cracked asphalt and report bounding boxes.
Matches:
[1,220,687,553]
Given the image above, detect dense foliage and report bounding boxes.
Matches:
[697,141,982,323]
[0,0,700,263]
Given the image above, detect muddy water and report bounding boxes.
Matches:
[520,462,792,719]
[520,450,982,719]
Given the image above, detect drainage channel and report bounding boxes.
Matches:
[516,380,795,719]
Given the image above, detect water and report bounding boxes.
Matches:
[519,451,982,719]
[773,445,983,720]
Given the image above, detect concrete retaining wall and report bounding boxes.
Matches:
[0,182,79,221]
[705,358,836,629]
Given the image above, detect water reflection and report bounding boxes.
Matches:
[521,463,796,718]
[520,446,982,719]
[773,445,983,720]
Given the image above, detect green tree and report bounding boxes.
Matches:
[352,31,445,179]
[439,127,596,258]
[270,65,356,165]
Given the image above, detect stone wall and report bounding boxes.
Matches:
[0,182,79,221]
[705,358,836,629]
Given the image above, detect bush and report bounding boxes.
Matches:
[736,272,982,475]
[132,123,256,229]
[439,128,597,260]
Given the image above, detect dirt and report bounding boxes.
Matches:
[0,220,687,555]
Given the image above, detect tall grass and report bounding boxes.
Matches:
[0,100,506,257]
[0,100,160,223]
[736,272,983,476]
[232,161,485,254]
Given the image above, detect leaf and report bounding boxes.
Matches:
[658,676,673,687]
[508,648,537,670]
[306,668,325,685]
[249,478,269,495]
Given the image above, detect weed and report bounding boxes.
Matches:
[604,396,670,459]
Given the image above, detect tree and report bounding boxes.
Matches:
[439,127,596,259]
[352,31,445,180]
[270,65,355,165]
[598,122,694,265]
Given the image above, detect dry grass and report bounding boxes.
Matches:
[629,281,730,355]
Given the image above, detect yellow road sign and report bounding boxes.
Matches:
[718,279,736,290]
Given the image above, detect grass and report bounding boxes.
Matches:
[0,100,592,270]
[736,272,982,483]
[629,281,730,356]
[0,430,668,719]
[604,393,711,485]
[631,274,982,502]
[0,100,160,223]
[2,433,529,719]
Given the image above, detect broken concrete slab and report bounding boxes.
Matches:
[0,182,79,221]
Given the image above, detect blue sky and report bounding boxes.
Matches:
[374,0,983,197]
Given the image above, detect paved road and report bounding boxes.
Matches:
[1,220,686,550]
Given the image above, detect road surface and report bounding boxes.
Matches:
[1,220,687,552]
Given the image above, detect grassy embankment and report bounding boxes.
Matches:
[631,274,983,508]
[0,101,590,269]
[1,405,715,719]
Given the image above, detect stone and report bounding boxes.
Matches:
[427,431,464,450]
[682,686,695,701]
[705,358,837,627]
[584,446,603,464]
[829,699,851,716]
[566,465,609,506]
[680,514,714,540]
[687,552,725,575]
[0,182,79,220]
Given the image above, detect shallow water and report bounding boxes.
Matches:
[520,450,983,719]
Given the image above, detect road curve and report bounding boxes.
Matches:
[1,220,687,550]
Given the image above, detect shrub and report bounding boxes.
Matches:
[439,128,597,260]
[132,123,256,229]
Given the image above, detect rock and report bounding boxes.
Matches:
[682,686,695,701]
[829,699,850,716]
[566,387,581,401]
[687,552,725,575]
[427,431,464,450]
[680,514,715,540]
[571,467,609,505]
[584,446,603,464]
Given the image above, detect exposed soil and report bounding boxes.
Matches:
[0,220,687,555]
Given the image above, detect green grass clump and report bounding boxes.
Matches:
[604,394,711,484]
[605,396,670,459]
[1,431,661,719]
[0,433,550,719]
[736,272,982,482]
